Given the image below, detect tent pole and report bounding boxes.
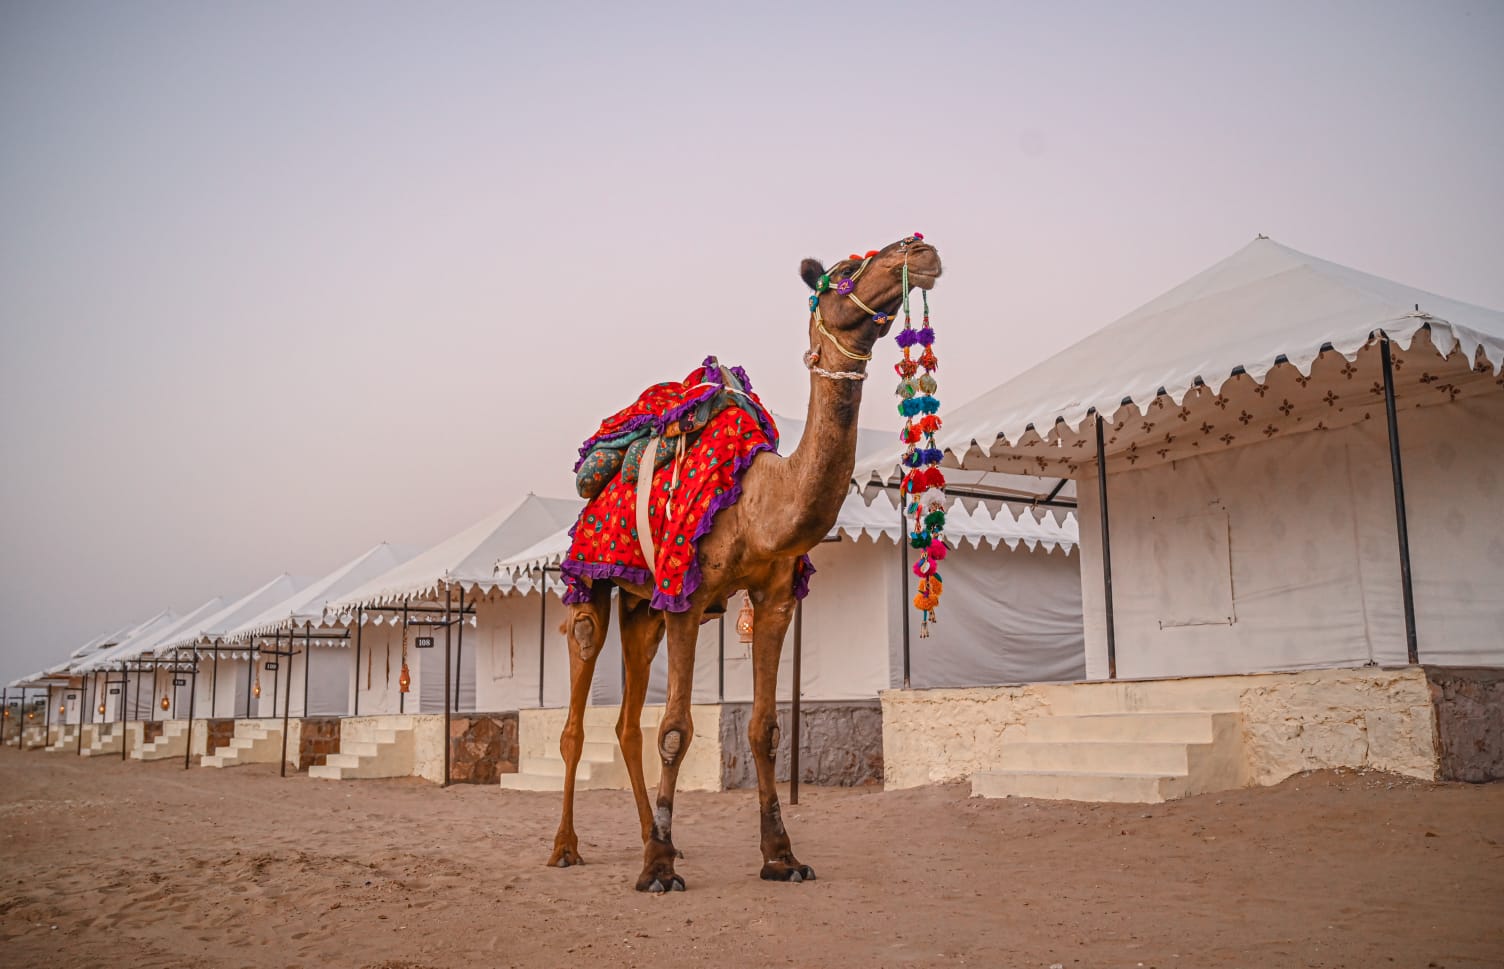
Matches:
[119,662,129,761]
[353,607,363,717]
[1095,414,1118,680]
[42,687,51,751]
[279,631,292,778]
[443,587,453,788]
[790,598,802,806]
[303,622,312,716]
[184,653,198,770]
[76,675,87,755]
[453,590,464,712]
[400,605,408,716]
[899,497,911,689]
[717,617,725,703]
[245,649,255,719]
[133,662,144,730]
[2,688,7,746]
[1380,338,1420,663]
[537,580,546,709]
[270,634,280,718]
[210,650,218,720]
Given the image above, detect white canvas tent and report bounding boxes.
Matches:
[321,494,583,716]
[495,489,1084,707]
[855,237,1504,678]
[154,573,313,718]
[221,542,422,718]
[76,598,229,720]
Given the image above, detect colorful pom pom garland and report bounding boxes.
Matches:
[894,236,946,637]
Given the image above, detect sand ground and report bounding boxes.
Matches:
[0,750,1500,969]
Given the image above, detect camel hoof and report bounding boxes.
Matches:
[760,862,816,883]
[640,874,686,894]
[547,845,584,868]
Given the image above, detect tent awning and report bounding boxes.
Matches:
[854,237,1504,502]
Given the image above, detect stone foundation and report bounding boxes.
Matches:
[1427,667,1504,782]
[881,666,1481,790]
[202,719,237,758]
[296,718,342,771]
[448,713,519,784]
[718,701,883,789]
[142,721,165,745]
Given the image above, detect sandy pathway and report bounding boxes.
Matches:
[1,751,1500,968]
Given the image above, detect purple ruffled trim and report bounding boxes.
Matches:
[572,412,658,473]
[560,559,654,603]
[656,361,724,435]
[792,556,815,601]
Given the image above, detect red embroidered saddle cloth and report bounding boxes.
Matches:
[562,358,813,613]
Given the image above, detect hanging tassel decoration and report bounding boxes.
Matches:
[895,234,947,638]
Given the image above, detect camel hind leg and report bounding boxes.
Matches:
[547,580,612,868]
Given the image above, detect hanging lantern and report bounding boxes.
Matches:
[98,703,106,716]
[398,614,411,693]
[160,695,171,711]
[59,705,66,716]
[736,593,755,644]
[27,710,35,720]
[252,664,262,698]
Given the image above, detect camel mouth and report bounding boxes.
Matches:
[907,270,940,290]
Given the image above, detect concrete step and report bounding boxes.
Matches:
[307,723,416,781]
[973,769,1187,804]
[997,740,1198,775]
[1024,711,1232,744]
[497,772,569,792]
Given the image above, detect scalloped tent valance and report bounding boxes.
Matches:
[855,236,1504,500]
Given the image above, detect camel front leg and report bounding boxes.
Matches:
[616,593,663,844]
[748,575,815,882]
[635,609,700,893]
[548,581,611,868]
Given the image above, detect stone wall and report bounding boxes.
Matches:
[1427,667,1504,782]
[296,717,342,771]
[448,713,519,784]
[202,719,237,758]
[142,721,165,745]
[881,666,1449,790]
[718,701,883,789]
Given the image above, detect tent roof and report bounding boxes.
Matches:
[155,574,312,653]
[224,542,422,640]
[325,494,583,611]
[495,488,1077,589]
[72,611,181,671]
[77,600,230,671]
[855,237,1504,500]
[67,622,139,660]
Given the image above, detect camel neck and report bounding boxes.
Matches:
[766,323,869,554]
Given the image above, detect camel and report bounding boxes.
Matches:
[550,234,942,892]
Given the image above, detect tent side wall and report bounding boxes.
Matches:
[1076,385,1504,679]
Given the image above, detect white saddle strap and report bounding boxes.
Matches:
[636,435,660,579]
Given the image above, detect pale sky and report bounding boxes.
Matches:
[2,1,1501,687]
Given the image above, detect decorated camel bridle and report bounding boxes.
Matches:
[802,232,948,633]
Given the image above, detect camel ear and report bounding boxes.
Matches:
[799,258,826,291]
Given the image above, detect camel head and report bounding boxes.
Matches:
[799,234,943,357]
